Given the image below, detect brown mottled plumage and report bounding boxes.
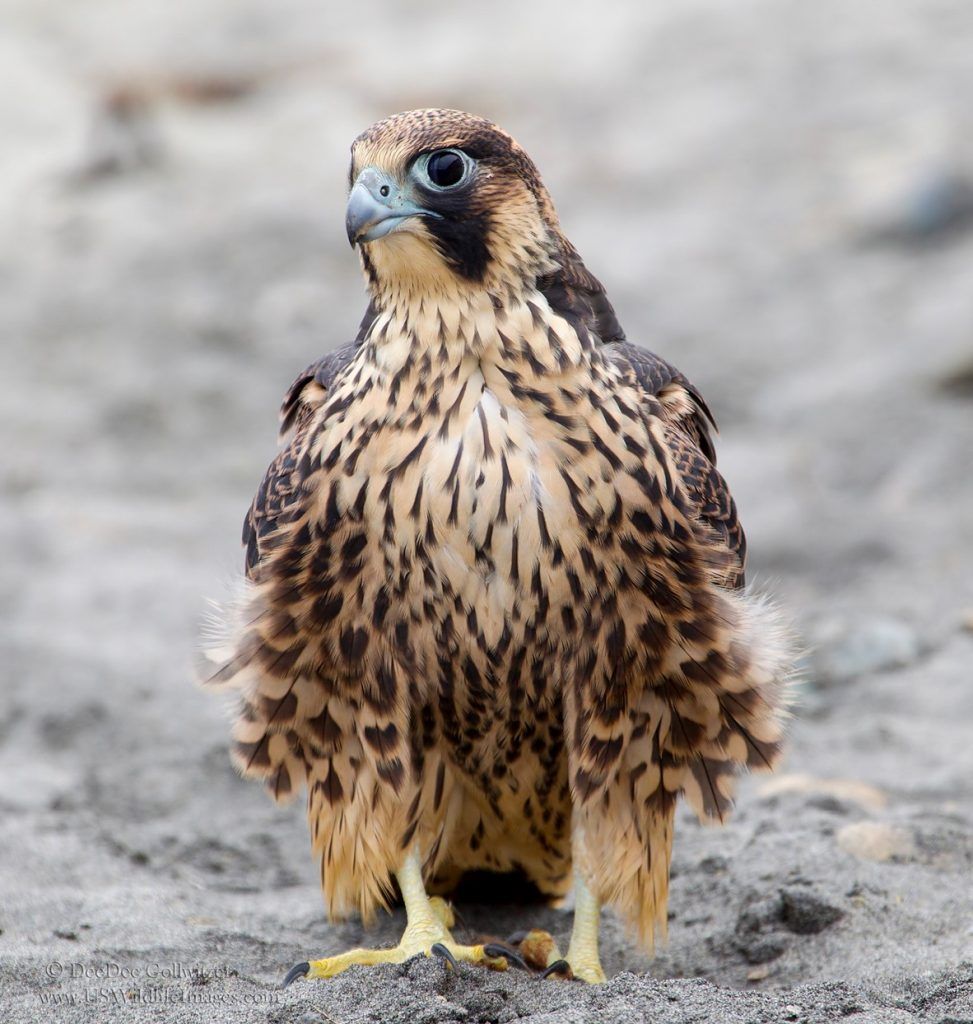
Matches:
[206,109,791,976]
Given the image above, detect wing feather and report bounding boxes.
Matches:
[604,341,746,586]
[539,245,743,582]
[242,341,359,579]
[539,240,626,344]
[567,334,790,945]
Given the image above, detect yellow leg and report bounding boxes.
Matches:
[520,874,607,984]
[564,873,607,983]
[285,852,510,983]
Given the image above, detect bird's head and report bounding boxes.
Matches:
[346,109,564,299]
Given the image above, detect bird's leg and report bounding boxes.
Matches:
[564,872,607,983]
[530,872,606,984]
[284,851,511,983]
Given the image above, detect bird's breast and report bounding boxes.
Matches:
[315,343,631,654]
[417,377,546,648]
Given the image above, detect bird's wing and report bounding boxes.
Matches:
[541,247,744,580]
[240,301,377,578]
[242,340,359,579]
[211,315,432,911]
[565,339,789,944]
[603,341,747,587]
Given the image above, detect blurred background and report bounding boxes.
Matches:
[1,0,972,1018]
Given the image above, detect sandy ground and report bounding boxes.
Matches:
[1,1,972,1021]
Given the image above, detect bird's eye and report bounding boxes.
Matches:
[421,149,472,190]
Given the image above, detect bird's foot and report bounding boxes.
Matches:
[514,929,606,984]
[284,897,514,983]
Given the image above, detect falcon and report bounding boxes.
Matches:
[206,108,792,984]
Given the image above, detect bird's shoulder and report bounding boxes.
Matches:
[602,341,747,586]
[278,341,361,435]
[276,300,378,435]
[241,300,381,577]
[242,340,362,579]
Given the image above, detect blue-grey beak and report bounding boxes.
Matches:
[345,167,439,246]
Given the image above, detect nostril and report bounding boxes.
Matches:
[379,185,390,198]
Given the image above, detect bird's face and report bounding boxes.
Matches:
[346,109,561,293]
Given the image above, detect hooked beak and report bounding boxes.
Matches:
[345,167,440,246]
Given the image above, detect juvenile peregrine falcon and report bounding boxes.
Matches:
[207,108,792,983]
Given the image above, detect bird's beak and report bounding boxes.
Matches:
[345,167,439,246]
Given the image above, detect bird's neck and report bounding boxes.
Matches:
[363,278,590,388]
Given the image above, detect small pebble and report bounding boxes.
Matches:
[759,773,887,812]
[837,822,916,862]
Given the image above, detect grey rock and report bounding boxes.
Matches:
[810,616,922,685]
[780,887,845,935]
[865,171,973,247]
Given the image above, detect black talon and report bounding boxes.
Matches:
[430,942,458,971]
[540,959,572,979]
[483,943,530,971]
[507,930,528,946]
[282,961,310,987]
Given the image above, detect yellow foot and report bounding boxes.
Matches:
[562,957,608,985]
[283,898,514,984]
[284,940,509,983]
[515,929,606,984]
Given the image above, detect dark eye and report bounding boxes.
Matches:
[422,149,471,189]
